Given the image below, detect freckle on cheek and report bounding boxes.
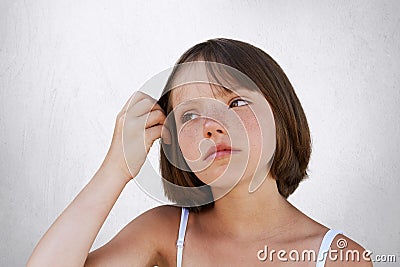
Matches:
[181,125,210,163]
[240,113,259,132]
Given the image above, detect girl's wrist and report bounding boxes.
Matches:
[98,160,133,186]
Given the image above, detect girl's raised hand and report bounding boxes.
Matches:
[101,91,171,183]
[27,91,172,266]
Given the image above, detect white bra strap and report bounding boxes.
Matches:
[176,207,189,267]
[316,229,344,267]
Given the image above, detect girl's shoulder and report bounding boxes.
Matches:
[137,204,181,224]
[324,232,372,267]
[134,205,183,261]
[86,205,180,266]
[284,211,372,266]
[115,204,181,239]
[127,204,182,249]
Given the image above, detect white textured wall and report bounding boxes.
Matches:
[1,0,399,266]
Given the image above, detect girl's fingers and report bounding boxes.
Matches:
[144,124,163,149]
[119,91,149,115]
[128,97,160,117]
[140,110,172,144]
[120,91,172,145]
[144,110,166,128]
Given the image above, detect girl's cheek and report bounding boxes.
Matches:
[238,109,261,138]
[237,109,265,158]
[243,103,276,164]
[177,125,202,161]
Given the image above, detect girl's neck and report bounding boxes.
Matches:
[196,177,300,241]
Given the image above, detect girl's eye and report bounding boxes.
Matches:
[229,99,249,108]
[181,113,199,123]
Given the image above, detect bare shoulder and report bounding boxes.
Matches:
[131,204,182,230]
[85,205,181,266]
[286,207,372,266]
[121,204,181,242]
[325,233,373,267]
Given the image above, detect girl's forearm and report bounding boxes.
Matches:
[27,165,129,267]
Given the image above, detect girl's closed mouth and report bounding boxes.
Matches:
[204,143,241,161]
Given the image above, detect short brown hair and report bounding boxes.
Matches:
[157,38,311,212]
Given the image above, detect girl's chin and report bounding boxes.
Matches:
[196,171,250,189]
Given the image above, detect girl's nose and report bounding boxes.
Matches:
[203,117,226,138]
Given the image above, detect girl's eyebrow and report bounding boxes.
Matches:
[172,87,251,108]
[210,86,250,98]
[173,86,249,109]
[175,100,201,108]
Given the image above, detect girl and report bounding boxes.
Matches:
[28,38,371,266]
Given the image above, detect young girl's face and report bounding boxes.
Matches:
[170,82,276,192]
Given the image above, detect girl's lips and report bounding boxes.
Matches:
[204,143,240,161]
[204,149,241,161]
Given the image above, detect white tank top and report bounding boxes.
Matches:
[176,207,343,267]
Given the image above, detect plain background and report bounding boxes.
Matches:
[1,0,399,266]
